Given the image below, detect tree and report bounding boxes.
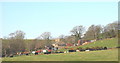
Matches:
[24,39,37,51]
[64,35,75,44]
[40,32,52,47]
[9,30,25,39]
[84,25,102,40]
[103,21,118,38]
[59,35,65,39]
[58,34,65,42]
[70,25,85,43]
[7,30,25,56]
[40,32,51,40]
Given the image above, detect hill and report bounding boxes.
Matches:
[2,38,118,61]
[59,38,118,51]
[3,49,118,61]
[79,38,118,48]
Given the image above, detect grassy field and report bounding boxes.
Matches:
[80,38,118,48]
[59,38,118,51]
[2,38,118,61]
[2,49,118,61]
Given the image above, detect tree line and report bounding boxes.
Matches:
[1,21,119,57]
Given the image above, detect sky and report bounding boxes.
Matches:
[0,0,119,2]
[0,2,118,39]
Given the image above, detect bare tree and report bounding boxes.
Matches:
[40,32,52,47]
[8,30,25,55]
[84,25,102,40]
[9,30,25,39]
[58,34,65,42]
[103,21,118,38]
[2,39,10,57]
[2,30,26,57]
[64,35,75,43]
[40,32,51,40]
[59,35,65,39]
[70,25,85,43]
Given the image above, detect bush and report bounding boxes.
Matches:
[103,47,107,50]
[77,47,82,50]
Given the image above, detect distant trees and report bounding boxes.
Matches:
[84,21,118,40]
[2,30,25,56]
[34,32,52,49]
[102,21,118,38]
[59,35,65,39]
[70,25,85,43]
[58,35,65,42]
[63,35,75,44]
[2,39,10,57]
[40,32,52,47]
[84,25,102,40]
[2,21,119,57]
[9,30,25,52]
[40,32,51,40]
[25,32,53,51]
[9,30,25,39]
[63,21,118,45]
[25,39,37,51]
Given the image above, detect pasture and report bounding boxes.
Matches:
[2,49,118,61]
[58,38,118,51]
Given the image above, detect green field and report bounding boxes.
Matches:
[59,38,118,51]
[2,38,118,61]
[2,49,118,61]
[80,38,118,48]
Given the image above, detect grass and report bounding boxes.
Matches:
[80,38,118,48]
[2,49,118,61]
[2,38,118,61]
[58,38,118,51]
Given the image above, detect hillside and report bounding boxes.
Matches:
[2,38,118,61]
[79,38,118,48]
[3,49,118,61]
[59,38,118,51]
